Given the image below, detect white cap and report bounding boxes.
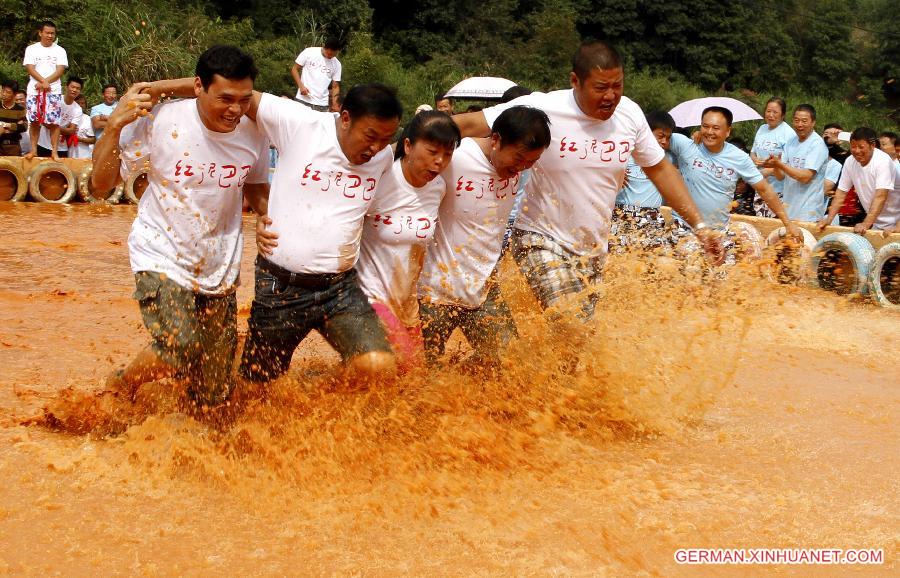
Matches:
[415,104,433,115]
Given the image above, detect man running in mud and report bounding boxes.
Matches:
[92,45,271,412]
[451,40,724,368]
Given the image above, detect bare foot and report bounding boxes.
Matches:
[23,151,35,160]
[50,152,60,162]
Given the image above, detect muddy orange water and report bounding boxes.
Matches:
[0,203,897,576]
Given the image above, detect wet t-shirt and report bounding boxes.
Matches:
[121,99,269,294]
[781,132,829,222]
[357,159,445,326]
[418,138,520,308]
[482,91,664,257]
[256,93,393,274]
[669,133,763,228]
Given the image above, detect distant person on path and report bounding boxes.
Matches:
[764,104,830,222]
[90,83,119,142]
[36,76,83,159]
[750,97,795,217]
[291,36,343,112]
[22,19,68,160]
[817,127,900,234]
[0,81,27,157]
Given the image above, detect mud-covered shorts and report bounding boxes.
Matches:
[133,271,237,406]
[510,228,605,321]
[418,276,517,368]
[239,257,391,382]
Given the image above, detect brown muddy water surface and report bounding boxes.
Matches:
[0,203,897,576]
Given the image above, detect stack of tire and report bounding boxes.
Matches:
[0,157,147,205]
[807,232,900,309]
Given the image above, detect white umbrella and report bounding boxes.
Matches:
[444,77,516,100]
[668,97,762,128]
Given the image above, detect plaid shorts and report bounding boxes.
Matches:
[26,93,62,124]
[510,228,605,321]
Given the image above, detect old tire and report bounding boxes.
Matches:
[726,221,765,261]
[810,232,876,295]
[868,242,900,308]
[123,168,149,204]
[28,161,78,203]
[764,227,817,285]
[78,165,124,204]
[0,158,28,202]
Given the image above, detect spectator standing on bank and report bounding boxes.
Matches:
[90,83,118,142]
[0,81,27,156]
[750,97,795,217]
[435,93,454,115]
[291,36,343,112]
[22,19,68,160]
[880,131,898,161]
[68,94,95,159]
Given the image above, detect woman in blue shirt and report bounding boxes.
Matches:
[750,97,796,217]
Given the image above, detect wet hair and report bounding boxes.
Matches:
[67,75,84,88]
[572,40,623,82]
[102,83,117,93]
[850,127,878,145]
[765,97,787,117]
[323,36,343,51]
[793,103,816,121]
[1,80,19,92]
[500,85,532,103]
[395,110,461,160]
[342,83,403,121]
[195,45,258,90]
[823,122,843,131]
[646,111,676,133]
[702,106,733,127]
[880,131,898,146]
[491,106,552,150]
[38,20,57,31]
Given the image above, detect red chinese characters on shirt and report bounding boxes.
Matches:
[371,213,432,239]
[558,137,632,163]
[300,164,377,201]
[690,158,736,181]
[455,173,521,199]
[172,159,252,188]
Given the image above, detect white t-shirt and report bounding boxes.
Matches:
[22,42,68,95]
[482,91,664,257]
[837,148,900,230]
[37,100,81,152]
[294,47,342,106]
[418,138,522,308]
[357,159,445,325]
[69,114,95,159]
[256,93,393,274]
[120,99,269,294]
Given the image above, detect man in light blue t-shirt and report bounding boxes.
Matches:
[668,106,799,240]
[765,104,830,223]
[90,83,118,141]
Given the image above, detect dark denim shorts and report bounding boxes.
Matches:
[239,257,391,382]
